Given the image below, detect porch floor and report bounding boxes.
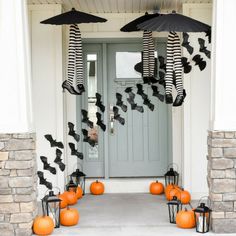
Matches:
[52,193,230,236]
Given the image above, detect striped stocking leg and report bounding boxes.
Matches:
[75,25,85,94]
[142,30,150,83]
[173,33,183,97]
[165,31,175,103]
[148,31,155,79]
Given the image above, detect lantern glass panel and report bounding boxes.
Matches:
[194,203,211,233]
[167,197,182,224]
[47,199,61,228]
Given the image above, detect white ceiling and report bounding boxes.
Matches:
[27,0,212,13]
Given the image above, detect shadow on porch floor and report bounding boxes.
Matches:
[51,193,230,236]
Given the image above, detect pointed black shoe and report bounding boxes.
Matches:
[165,94,173,104]
[173,95,184,107]
[150,76,158,84]
[62,81,80,95]
[76,84,85,95]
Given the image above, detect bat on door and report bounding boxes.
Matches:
[37,171,52,190]
[54,148,66,171]
[182,32,194,55]
[68,122,80,142]
[44,134,64,149]
[40,156,56,175]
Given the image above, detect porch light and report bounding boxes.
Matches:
[164,164,179,186]
[71,168,86,195]
[193,202,212,233]
[41,190,61,228]
[66,176,78,193]
[167,196,182,224]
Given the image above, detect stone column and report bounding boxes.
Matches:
[0,133,37,236]
[208,131,236,233]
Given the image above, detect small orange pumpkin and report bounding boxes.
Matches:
[165,184,180,197]
[58,193,68,209]
[149,181,164,195]
[178,189,191,204]
[90,180,104,195]
[63,191,78,205]
[33,215,54,235]
[76,186,83,199]
[60,207,79,226]
[176,208,196,229]
[166,188,181,201]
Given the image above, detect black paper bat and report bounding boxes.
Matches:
[198,38,211,59]
[182,32,194,55]
[125,87,144,113]
[54,148,65,171]
[82,129,96,147]
[205,30,211,44]
[37,171,52,190]
[68,122,80,142]
[44,134,64,149]
[143,76,158,85]
[81,109,94,128]
[181,57,192,74]
[158,56,166,72]
[40,156,56,175]
[136,84,155,111]
[68,143,83,160]
[96,112,106,132]
[116,93,127,112]
[95,93,105,112]
[113,106,125,125]
[192,54,206,71]
[151,85,164,102]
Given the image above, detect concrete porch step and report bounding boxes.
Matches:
[85,178,165,194]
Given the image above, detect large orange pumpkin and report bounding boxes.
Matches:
[76,186,83,199]
[33,216,54,235]
[63,191,78,205]
[165,184,180,197]
[149,181,164,195]
[176,208,196,229]
[58,193,68,209]
[60,207,79,226]
[90,180,104,195]
[178,189,191,204]
[166,188,181,201]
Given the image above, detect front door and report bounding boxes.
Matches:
[81,41,171,178]
[107,43,171,177]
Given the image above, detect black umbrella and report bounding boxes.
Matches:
[120,12,160,32]
[40,8,107,25]
[137,11,211,32]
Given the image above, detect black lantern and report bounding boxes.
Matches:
[167,196,182,224]
[164,164,179,186]
[193,202,212,233]
[66,176,78,192]
[41,190,61,228]
[71,168,86,195]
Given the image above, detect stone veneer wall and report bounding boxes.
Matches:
[208,131,236,233]
[0,133,38,236]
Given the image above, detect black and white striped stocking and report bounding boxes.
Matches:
[148,31,155,77]
[165,31,183,96]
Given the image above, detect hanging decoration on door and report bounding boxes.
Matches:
[40,156,57,175]
[68,122,80,142]
[69,142,84,159]
[44,134,64,149]
[82,129,96,147]
[95,93,105,113]
[151,85,164,102]
[37,171,52,190]
[125,87,144,113]
[182,32,194,55]
[113,106,125,125]
[136,84,155,111]
[192,55,206,71]
[116,93,127,112]
[54,149,66,171]
[40,8,107,95]
[198,38,211,59]
[81,109,94,128]
[96,112,106,132]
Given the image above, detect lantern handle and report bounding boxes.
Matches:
[73,162,83,172]
[43,186,61,197]
[167,163,179,172]
[197,196,212,208]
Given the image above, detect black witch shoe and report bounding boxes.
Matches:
[44,134,64,149]
[68,122,80,142]
[165,94,173,104]
[37,171,52,190]
[96,112,106,132]
[68,143,84,160]
[81,110,94,128]
[113,106,125,125]
[151,85,164,102]
[116,93,127,112]
[173,89,187,107]
[142,76,158,84]
[40,156,56,175]
[54,149,66,171]
[82,129,96,147]
[62,80,80,95]
[95,93,105,112]
[76,84,85,95]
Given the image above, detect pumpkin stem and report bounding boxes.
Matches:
[156,180,159,183]
[96,180,98,183]
[184,207,188,211]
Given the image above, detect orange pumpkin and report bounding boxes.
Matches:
[63,191,78,205]
[76,186,83,199]
[166,188,181,201]
[60,207,79,226]
[178,189,191,204]
[165,184,180,197]
[33,216,54,235]
[149,181,164,195]
[90,180,104,195]
[176,208,196,229]
[58,193,68,209]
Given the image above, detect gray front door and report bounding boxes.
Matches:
[107,42,171,177]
